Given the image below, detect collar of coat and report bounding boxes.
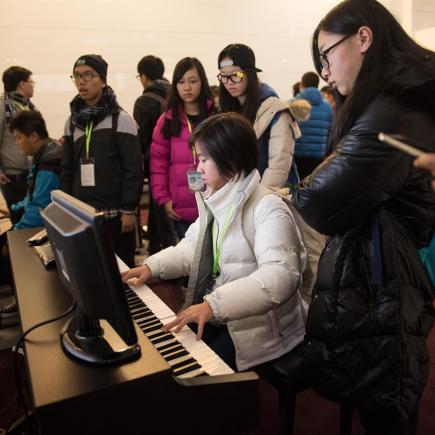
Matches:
[195,169,261,223]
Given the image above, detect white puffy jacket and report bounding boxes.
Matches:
[145,170,307,370]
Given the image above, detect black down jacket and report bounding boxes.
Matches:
[293,77,435,417]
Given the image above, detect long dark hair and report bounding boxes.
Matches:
[162,57,212,139]
[313,0,435,151]
[218,46,262,123]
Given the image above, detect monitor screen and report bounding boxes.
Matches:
[41,190,140,366]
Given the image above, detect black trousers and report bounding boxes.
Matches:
[106,216,136,268]
[173,219,191,240]
[147,194,176,255]
[1,172,28,224]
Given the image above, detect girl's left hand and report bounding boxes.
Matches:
[162,301,214,341]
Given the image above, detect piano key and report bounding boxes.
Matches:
[141,323,163,334]
[156,341,182,353]
[164,349,189,362]
[160,344,184,357]
[174,363,202,377]
[154,338,179,350]
[150,334,176,345]
[170,357,197,371]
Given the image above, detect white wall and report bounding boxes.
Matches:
[1,0,434,138]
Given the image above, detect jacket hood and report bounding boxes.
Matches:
[253,96,310,139]
[36,139,62,165]
[296,87,323,106]
[289,99,311,122]
[144,79,170,98]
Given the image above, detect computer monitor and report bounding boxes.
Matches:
[41,190,141,366]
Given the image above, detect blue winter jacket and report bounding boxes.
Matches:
[294,87,333,159]
[12,140,61,229]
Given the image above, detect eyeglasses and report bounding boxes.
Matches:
[217,71,246,84]
[24,80,36,85]
[319,34,353,69]
[70,72,99,82]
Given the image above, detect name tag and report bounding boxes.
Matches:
[187,170,204,192]
[80,158,95,187]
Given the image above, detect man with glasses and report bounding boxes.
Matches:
[0,66,37,224]
[61,54,143,267]
[133,55,175,255]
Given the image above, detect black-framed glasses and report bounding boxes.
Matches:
[217,71,246,84]
[70,72,99,82]
[319,34,353,69]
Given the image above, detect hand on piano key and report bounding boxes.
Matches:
[117,256,234,377]
[121,264,152,286]
[162,301,214,341]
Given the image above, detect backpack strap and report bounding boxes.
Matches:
[112,111,119,141]
[144,91,166,114]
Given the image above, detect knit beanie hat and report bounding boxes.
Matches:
[73,54,108,81]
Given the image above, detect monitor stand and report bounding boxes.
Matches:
[60,311,141,366]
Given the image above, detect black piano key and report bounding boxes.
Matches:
[147,330,169,340]
[193,372,209,377]
[136,315,157,325]
[131,306,151,314]
[150,333,175,344]
[141,323,163,333]
[164,350,189,362]
[131,307,152,316]
[154,339,179,350]
[171,358,197,371]
[173,363,202,377]
[137,318,160,328]
[160,344,184,356]
[131,309,151,319]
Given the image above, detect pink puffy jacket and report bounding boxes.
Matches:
[150,100,214,222]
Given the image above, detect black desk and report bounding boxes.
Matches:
[8,228,258,435]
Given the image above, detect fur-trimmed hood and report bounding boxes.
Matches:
[253,96,311,139]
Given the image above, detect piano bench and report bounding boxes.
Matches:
[255,343,354,435]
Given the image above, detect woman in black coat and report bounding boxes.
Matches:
[292,1,435,434]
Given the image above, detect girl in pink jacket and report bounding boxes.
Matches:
[150,57,215,238]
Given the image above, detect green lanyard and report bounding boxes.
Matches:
[85,121,94,160]
[212,204,235,277]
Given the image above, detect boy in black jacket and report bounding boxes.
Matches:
[61,54,143,267]
[133,55,175,254]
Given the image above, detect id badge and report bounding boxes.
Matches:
[187,169,205,192]
[80,157,95,187]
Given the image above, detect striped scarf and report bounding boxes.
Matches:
[69,85,120,128]
[3,92,37,123]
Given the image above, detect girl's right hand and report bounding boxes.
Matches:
[164,200,182,221]
[121,265,152,286]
